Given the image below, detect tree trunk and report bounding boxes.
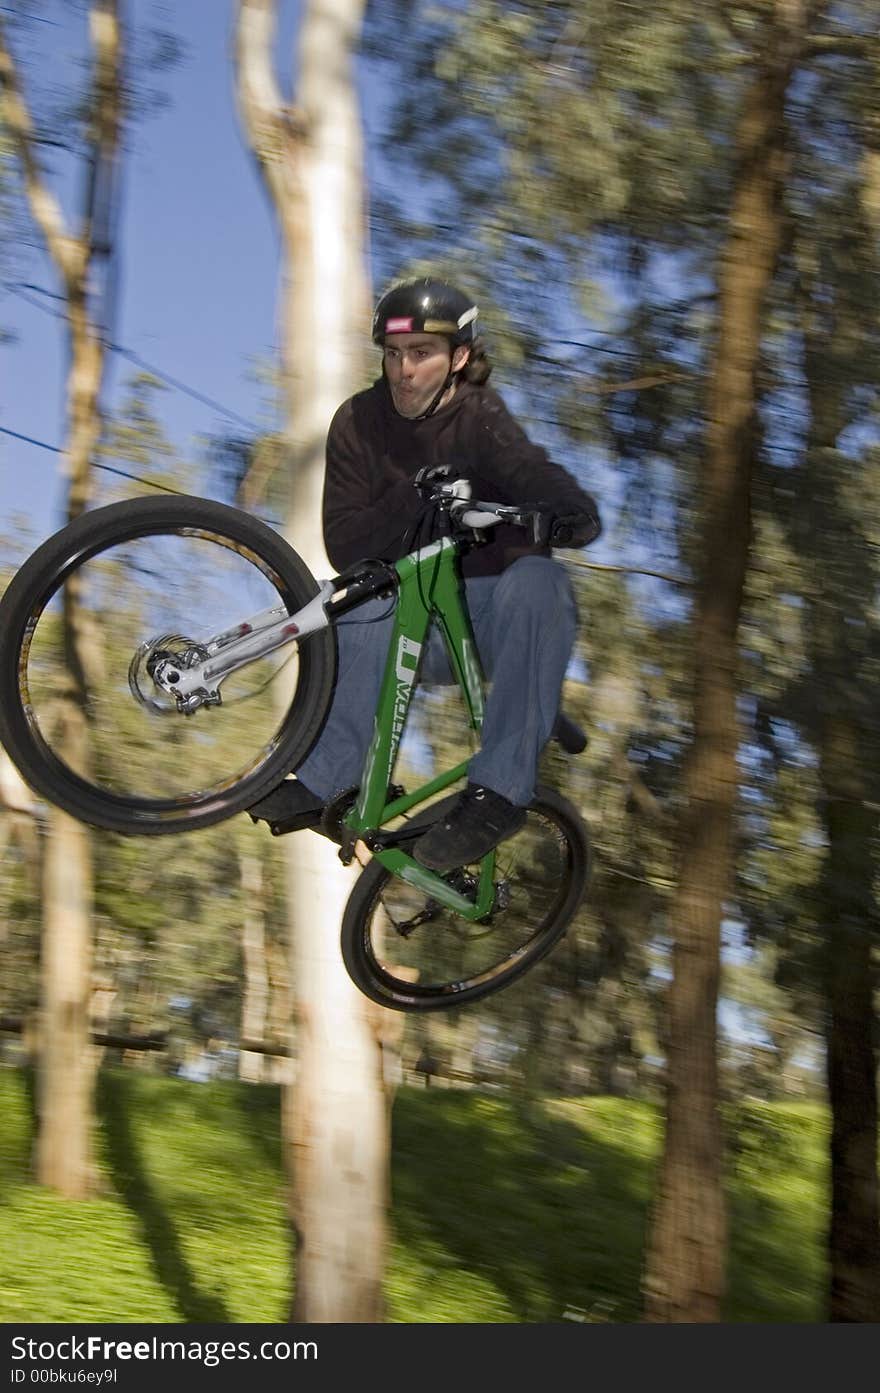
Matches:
[797,200,880,1320]
[37,817,96,1193]
[282,849,388,1323]
[0,751,40,931]
[820,721,880,1321]
[1,2,123,1197]
[236,0,389,1323]
[642,13,797,1321]
[37,268,109,1194]
[238,847,269,1083]
[266,936,294,1084]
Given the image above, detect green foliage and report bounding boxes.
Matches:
[0,3,185,157]
[99,374,178,481]
[0,1067,844,1322]
[369,0,880,1111]
[0,1069,286,1323]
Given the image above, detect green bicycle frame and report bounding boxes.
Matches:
[343,538,498,920]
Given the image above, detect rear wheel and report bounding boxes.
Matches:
[340,786,590,1011]
[0,495,336,834]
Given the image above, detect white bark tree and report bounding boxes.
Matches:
[238,844,271,1082]
[0,1,123,1196]
[0,749,40,945]
[235,0,391,1322]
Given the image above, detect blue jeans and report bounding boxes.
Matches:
[296,555,578,807]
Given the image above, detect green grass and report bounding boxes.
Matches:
[0,1067,831,1322]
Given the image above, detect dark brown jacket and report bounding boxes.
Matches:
[323,377,600,578]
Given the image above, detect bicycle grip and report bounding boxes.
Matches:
[550,519,575,546]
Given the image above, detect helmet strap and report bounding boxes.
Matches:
[414,341,470,419]
[414,368,455,420]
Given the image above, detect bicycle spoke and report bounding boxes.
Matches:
[362,807,573,994]
[19,531,299,804]
[0,487,345,839]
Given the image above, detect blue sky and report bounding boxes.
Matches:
[1,1,620,569]
[0,4,803,1055]
[1,3,301,547]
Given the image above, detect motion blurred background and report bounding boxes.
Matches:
[1,0,878,1325]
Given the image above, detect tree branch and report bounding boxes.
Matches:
[0,14,78,283]
[0,749,38,818]
[82,0,124,262]
[806,33,875,59]
[234,0,305,212]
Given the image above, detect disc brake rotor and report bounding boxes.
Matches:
[128,633,210,713]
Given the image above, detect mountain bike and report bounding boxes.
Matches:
[0,470,591,1012]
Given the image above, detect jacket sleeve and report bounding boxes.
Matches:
[322,401,421,572]
[477,390,601,544]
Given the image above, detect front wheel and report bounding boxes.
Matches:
[0,494,336,834]
[340,786,591,1012]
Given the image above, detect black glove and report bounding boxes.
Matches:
[413,464,457,493]
[549,511,600,548]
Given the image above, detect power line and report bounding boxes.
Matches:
[0,425,283,525]
[563,553,691,587]
[88,462,196,498]
[0,6,60,21]
[1,427,684,584]
[2,280,66,318]
[3,286,690,582]
[2,280,263,434]
[110,343,262,435]
[0,424,60,454]
[0,425,245,505]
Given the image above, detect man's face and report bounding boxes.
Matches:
[383,333,469,418]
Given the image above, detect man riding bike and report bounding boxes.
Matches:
[248,276,601,870]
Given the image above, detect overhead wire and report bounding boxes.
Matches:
[2,282,690,584]
[2,279,262,434]
[1,276,277,514]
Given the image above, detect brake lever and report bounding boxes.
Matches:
[439,477,472,503]
[413,464,458,495]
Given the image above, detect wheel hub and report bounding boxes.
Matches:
[128,633,219,715]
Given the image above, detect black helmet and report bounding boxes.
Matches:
[372,278,478,346]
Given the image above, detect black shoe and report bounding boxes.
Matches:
[413,783,528,871]
[247,778,324,836]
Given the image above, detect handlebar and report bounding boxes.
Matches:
[413,465,571,547]
[450,500,546,541]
